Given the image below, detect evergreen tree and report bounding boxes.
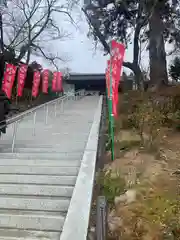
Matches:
[84,0,180,88]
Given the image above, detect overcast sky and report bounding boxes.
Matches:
[37,7,136,74]
[33,7,110,74]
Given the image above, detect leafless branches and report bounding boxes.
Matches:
[2,0,77,67]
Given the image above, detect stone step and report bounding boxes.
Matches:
[9,132,89,140]
[18,121,92,126]
[0,184,73,197]
[3,148,85,154]
[0,229,60,240]
[0,152,83,160]
[0,195,70,211]
[14,127,91,134]
[0,174,76,185]
[0,138,87,145]
[0,96,99,240]
[4,145,86,152]
[0,166,79,175]
[14,129,90,135]
[0,159,80,167]
[0,211,64,231]
[2,142,86,147]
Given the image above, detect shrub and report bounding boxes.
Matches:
[97,170,126,205]
[135,101,164,149]
[118,91,164,150]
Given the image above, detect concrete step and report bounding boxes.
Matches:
[4,148,85,154]
[0,143,87,148]
[0,96,99,239]
[0,174,77,185]
[9,132,89,140]
[14,128,91,135]
[12,130,90,136]
[0,229,60,240]
[0,211,64,231]
[0,195,70,211]
[18,122,92,127]
[2,133,89,141]
[0,138,88,145]
[0,184,73,197]
[0,152,83,160]
[0,166,79,175]
[0,159,80,167]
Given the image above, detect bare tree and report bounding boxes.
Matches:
[2,0,78,68]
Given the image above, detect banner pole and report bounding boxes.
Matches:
[106,87,111,145]
[109,45,115,161]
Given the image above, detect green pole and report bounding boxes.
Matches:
[109,50,115,161]
[106,87,111,146]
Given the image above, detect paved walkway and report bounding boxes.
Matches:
[0,96,100,240]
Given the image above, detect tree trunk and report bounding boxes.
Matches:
[83,7,144,89]
[26,48,31,64]
[0,13,4,53]
[133,64,144,90]
[16,45,29,62]
[133,20,144,90]
[149,2,168,87]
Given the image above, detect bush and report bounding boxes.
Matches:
[97,170,126,205]
[118,88,180,145]
[134,101,164,149]
[119,92,163,149]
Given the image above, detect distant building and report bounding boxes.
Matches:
[62,72,136,94]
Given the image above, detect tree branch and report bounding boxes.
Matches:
[82,7,134,71]
[31,43,66,70]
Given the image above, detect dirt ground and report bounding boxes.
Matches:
[103,129,180,240]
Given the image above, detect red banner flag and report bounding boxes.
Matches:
[42,69,49,93]
[56,72,63,91]
[52,72,57,92]
[32,71,41,97]
[2,63,17,99]
[17,64,28,97]
[111,40,125,117]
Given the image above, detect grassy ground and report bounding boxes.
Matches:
[98,94,180,240]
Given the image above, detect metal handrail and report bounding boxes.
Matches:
[0,89,85,152]
[96,196,107,240]
[7,89,84,126]
[6,96,67,126]
[0,89,84,129]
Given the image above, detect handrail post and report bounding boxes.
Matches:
[32,111,37,136]
[61,98,64,112]
[11,121,19,153]
[66,96,68,107]
[54,102,57,117]
[6,90,85,134]
[45,105,49,124]
[96,196,107,240]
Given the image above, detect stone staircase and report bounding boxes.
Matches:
[0,95,101,240]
